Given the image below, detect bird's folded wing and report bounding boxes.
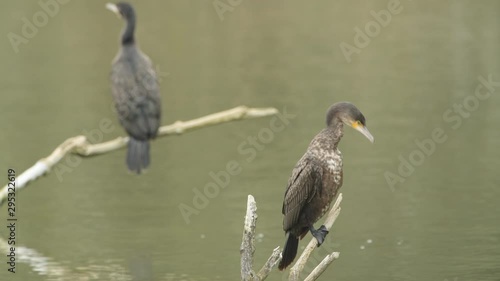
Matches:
[282,157,322,231]
[110,60,161,139]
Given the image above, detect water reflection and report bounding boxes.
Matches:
[0,237,219,281]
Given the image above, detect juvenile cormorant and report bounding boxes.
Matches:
[278,102,374,270]
[106,2,161,173]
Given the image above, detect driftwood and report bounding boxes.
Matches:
[0,106,278,206]
[241,195,258,280]
[240,195,281,281]
[240,194,342,281]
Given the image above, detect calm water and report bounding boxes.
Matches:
[1,1,499,280]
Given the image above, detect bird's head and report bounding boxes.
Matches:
[106,2,135,20]
[326,101,374,143]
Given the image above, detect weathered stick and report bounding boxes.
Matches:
[289,193,343,281]
[76,106,278,156]
[256,246,281,281]
[241,195,258,281]
[303,252,340,281]
[241,195,283,281]
[0,106,278,206]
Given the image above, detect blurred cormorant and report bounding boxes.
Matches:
[106,2,161,173]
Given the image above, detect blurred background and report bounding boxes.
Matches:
[1,0,499,280]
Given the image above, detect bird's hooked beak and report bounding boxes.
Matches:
[352,121,374,143]
[106,3,121,17]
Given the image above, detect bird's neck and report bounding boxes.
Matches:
[310,122,343,154]
[121,17,136,45]
[324,120,344,148]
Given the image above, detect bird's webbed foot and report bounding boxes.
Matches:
[309,225,329,247]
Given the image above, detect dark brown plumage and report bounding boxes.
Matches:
[106,2,161,173]
[278,102,374,270]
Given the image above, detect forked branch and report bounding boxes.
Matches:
[240,194,343,281]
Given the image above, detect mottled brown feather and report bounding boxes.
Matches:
[282,156,323,232]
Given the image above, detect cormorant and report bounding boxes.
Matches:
[106,2,161,173]
[278,102,374,270]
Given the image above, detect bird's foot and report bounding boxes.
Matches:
[310,225,329,247]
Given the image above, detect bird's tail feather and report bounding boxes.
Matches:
[278,232,299,271]
[127,138,150,174]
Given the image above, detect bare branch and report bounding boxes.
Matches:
[241,195,258,281]
[303,252,340,281]
[256,246,281,281]
[0,106,278,206]
[78,106,278,156]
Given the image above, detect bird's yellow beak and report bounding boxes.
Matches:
[352,121,374,143]
[106,3,120,16]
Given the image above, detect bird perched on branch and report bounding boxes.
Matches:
[106,2,161,173]
[278,102,374,270]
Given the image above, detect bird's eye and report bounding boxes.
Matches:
[352,120,362,128]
